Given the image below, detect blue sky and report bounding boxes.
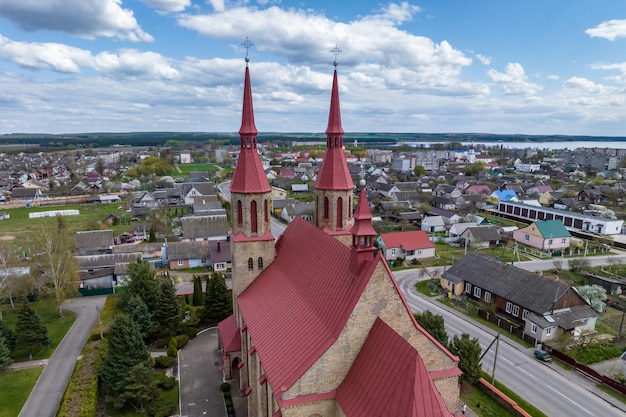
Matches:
[0,1,625,136]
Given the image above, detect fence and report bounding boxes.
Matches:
[545,345,626,396]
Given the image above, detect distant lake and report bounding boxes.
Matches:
[399,141,626,150]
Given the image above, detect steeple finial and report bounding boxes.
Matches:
[242,37,254,65]
[331,44,342,67]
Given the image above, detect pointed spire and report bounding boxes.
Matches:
[350,187,377,239]
[239,65,258,136]
[325,69,344,137]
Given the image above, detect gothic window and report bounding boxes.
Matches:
[251,200,258,233]
[323,197,329,220]
[264,199,268,224]
[248,258,254,271]
[237,200,243,227]
[336,197,343,229]
[258,257,263,270]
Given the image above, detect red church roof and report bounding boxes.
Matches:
[237,217,378,396]
[218,314,241,353]
[336,318,455,417]
[349,187,377,238]
[380,230,435,251]
[314,69,353,191]
[231,64,271,194]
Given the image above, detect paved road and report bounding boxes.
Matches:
[394,269,626,417]
[18,296,106,417]
[178,327,225,417]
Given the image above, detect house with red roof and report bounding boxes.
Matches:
[377,230,436,262]
[218,55,461,417]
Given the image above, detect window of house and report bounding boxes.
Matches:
[177,259,183,266]
[417,250,422,255]
[524,234,529,241]
[215,263,224,270]
[546,327,552,336]
[531,323,537,334]
[512,305,519,317]
[247,258,253,271]
[473,287,481,298]
[465,283,472,294]
[561,238,566,244]
[548,239,553,245]
[258,257,263,270]
[484,292,491,302]
[522,309,529,320]
[505,302,512,313]
[391,249,396,256]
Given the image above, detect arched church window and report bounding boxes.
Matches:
[251,200,258,233]
[336,197,343,229]
[237,200,243,227]
[264,199,268,224]
[258,257,263,270]
[248,258,254,271]
[324,197,329,220]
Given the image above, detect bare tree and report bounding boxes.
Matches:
[31,217,79,317]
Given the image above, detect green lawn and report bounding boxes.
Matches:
[1,300,77,362]
[175,163,219,175]
[0,367,43,417]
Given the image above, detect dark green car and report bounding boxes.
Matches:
[534,349,551,362]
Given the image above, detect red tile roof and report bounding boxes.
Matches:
[239,65,257,136]
[325,70,344,136]
[350,187,377,238]
[314,147,354,190]
[336,318,455,417]
[218,314,241,353]
[237,217,378,395]
[380,230,435,251]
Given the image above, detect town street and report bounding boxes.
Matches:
[394,268,626,417]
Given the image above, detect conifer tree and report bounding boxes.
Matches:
[100,314,152,408]
[155,278,180,337]
[115,363,156,412]
[124,260,160,312]
[204,272,233,322]
[125,296,157,339]
[15,302,51,360]
[414,311,449,348]
[448,333,482,384]
[0,319,15,351]
[192,275,203,306]
[0,337,12,371]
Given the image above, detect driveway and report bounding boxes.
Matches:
[18,296,106,417]
[178,327,226,417]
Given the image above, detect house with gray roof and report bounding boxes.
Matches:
[167,240,209,270]
[75,230,114,255]
[460,225,501,248]
[181,214,229,241]
[441,252,596,342]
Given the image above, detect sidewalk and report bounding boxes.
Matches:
[6,359,48,371]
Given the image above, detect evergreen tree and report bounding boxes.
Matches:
[124,260,160,312]
[448,333,482,384]
[125,296,157,339]
[101,314,152,408]
[192,275,203,306]
[0,337,12,371]
[114,363,156,412]
[15,302,51,360]
[154,278,180,337]
[414,311,448,348]
[0,319,15,351]
[204,272,233,322]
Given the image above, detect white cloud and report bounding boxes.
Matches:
[475,54,491,65]
[0,35,178,78]
[207,0,226,12]
[563,76,605,94]
[585,19,626,41]
[139,0,190,13]
[487,63,543,95]
[0,0,153,42]
[591,62,626,75]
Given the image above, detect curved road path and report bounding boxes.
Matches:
[18,296,106,417]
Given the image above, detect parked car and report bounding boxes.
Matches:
[534,349,551,362]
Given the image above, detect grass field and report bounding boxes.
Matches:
[0,367,43,417]
[1,300,77,362]
[175,163,219,175]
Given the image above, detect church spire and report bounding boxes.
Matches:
[349,185,377,270]
[314,46,354,243]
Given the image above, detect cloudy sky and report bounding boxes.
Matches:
[0,0,625,136]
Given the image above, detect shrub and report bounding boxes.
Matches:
[220,382,231,392]
[223,391,232,400]
[154,355,177,368]
[156,337,170,348]
[225,399,233,408]
[175,334,190,349]
[154,373,177,390]
[148,397,175,417]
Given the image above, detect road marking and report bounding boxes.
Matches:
[547,385,593,415]
[501,357,537,380]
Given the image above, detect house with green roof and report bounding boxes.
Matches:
[513,219,571,251]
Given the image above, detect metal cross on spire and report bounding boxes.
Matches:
[242,37,254,63]
[331,44,342,67]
